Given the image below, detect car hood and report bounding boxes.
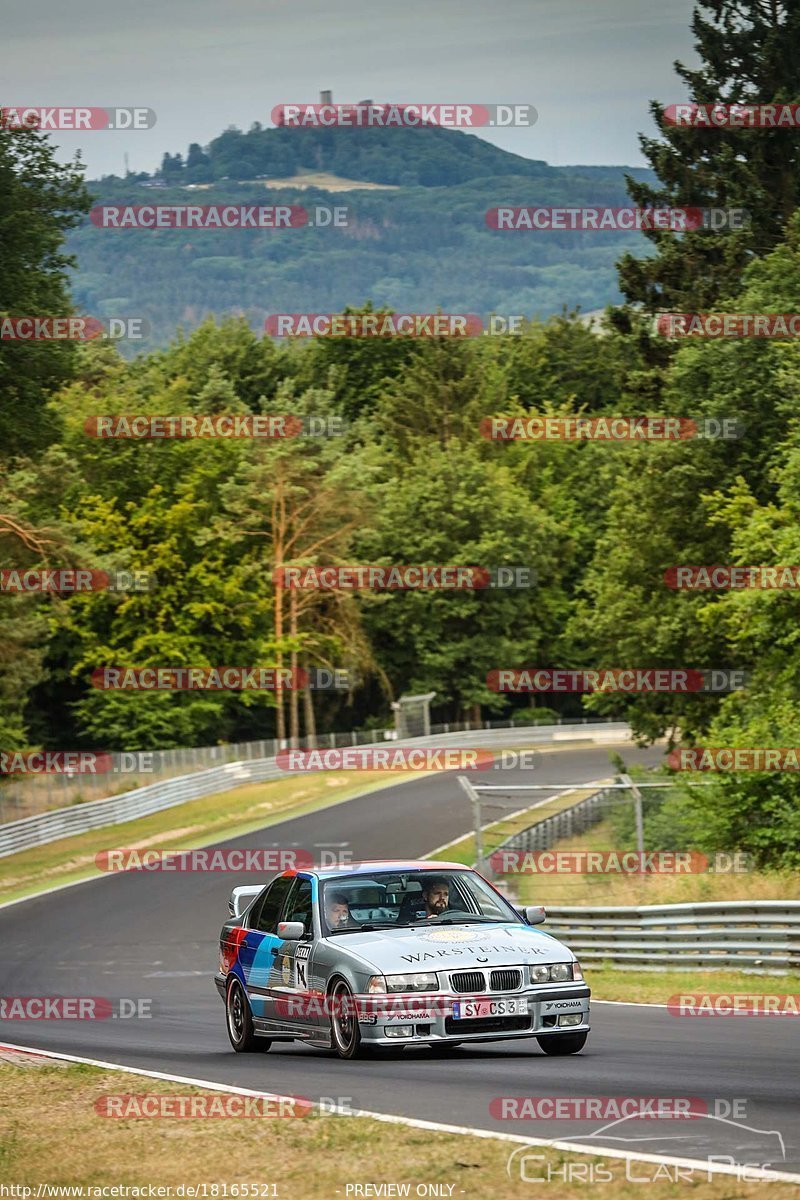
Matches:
[327,922,570,972]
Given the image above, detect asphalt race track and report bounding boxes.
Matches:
[2,743,799,1177]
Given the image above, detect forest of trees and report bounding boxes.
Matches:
[2,0,800,868]
[68,162,655,352]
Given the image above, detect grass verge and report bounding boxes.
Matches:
[510,814,800,907]
[586,966,800,1004]
[0,1059,797,1195]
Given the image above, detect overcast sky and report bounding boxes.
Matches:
[3,0,697,179]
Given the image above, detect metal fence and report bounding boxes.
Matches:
[490,785,621,857]
[545,901,800,973]
[0,714,622,823]
[0,721,631,858]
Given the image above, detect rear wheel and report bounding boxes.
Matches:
[537,1032,587,1056]
[329,979,365,1059]
[227,977,271,1053]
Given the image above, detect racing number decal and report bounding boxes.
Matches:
[295,943,311,989]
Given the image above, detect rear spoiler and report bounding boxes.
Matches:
[228,885,264,918]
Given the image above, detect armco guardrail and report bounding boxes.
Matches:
[0,722,633,858]
[544,901,800,973]
[0,715,627,822]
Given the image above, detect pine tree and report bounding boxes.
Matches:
[617,0,800,314]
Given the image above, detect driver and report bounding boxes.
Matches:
[420,876,450,918]
[325,892,353,930]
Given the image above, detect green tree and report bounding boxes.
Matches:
[0,127,91,457]
[618,0,800,314]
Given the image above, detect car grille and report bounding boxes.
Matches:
[444,1015,530,1035]
[450,970,486,993]
[489,969,522,991]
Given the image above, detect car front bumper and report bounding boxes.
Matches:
[355,984,591,1045]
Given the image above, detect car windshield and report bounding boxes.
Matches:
[320,869,519,934]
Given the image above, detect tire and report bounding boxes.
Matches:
[226,977,271,1053]
[537,1031,588,1056]
[329,979,365,1060]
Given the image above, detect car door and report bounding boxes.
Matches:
[268,875,317,1033]
[239,873,295,1023]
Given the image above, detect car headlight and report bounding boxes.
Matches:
[529,962,577,984]
[384,973,440,992]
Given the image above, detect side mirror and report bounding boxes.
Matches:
[523,905,546,925]
[277,920,305,941]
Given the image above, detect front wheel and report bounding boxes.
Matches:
[329,979,366,1059]
[537,1031,587,1056]
[226,977,270,1053]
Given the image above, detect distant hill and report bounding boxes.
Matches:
[68,121,655,351]
[153,121,557,188]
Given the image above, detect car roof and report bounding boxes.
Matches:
[311,859,471,880]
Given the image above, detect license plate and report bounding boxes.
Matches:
[452,997,528,1020]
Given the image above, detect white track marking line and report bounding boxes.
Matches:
[0,1039,797,1184]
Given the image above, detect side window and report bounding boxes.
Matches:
[252,876,294,933]
[245,886,270,929]
[281,877,313,931]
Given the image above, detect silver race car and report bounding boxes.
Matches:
[215,860,589,1059]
